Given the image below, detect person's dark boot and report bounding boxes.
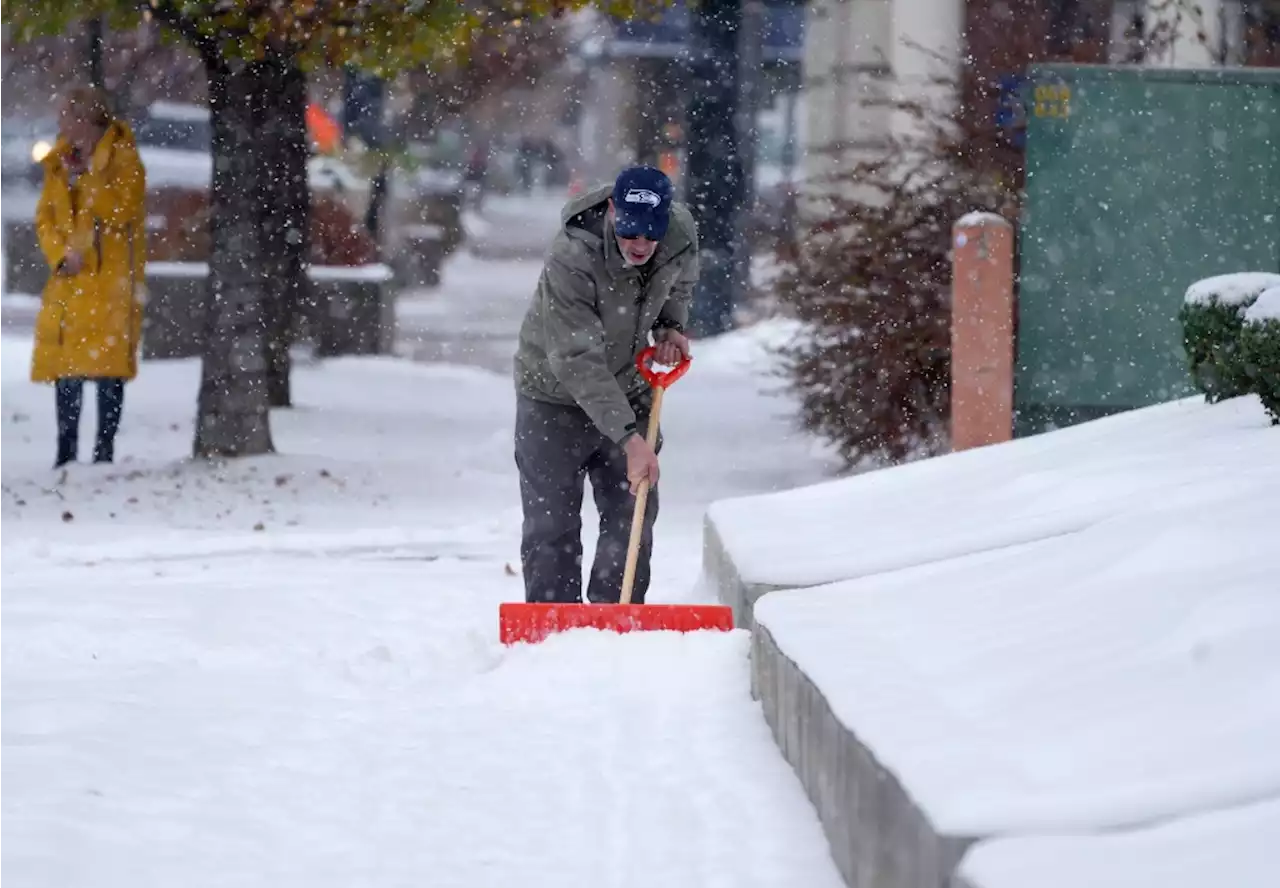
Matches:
[54,377,84,468]
[54,423,78,467]
[94,379,125,465]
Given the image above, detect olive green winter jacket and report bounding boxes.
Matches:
[513,184,699,443]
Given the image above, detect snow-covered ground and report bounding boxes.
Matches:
[463,187,572,260]
[393,253,545,371]
[709,391,1279,885]
[1,255,844,886]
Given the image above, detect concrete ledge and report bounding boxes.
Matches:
[751,620,976,888]
[142,263,396,360]
[702,513,797,632]
[708,503,977,887]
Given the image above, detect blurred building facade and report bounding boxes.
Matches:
[567,3,804,183]
[564,1,806,256]
[801,0,1279,186]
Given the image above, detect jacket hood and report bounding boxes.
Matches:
[560,184,614,226]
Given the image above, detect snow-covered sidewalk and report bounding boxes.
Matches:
[1,296,843,884]
[3,559,830,887]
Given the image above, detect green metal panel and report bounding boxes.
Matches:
[1015,63,1280,437]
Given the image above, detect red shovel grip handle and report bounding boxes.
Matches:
[636,345,691,389]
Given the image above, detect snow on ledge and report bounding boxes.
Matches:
[145,262,208,278]
[713,392,1279,887]
[145,262,393,283]
[955,210,1010,229]
[706,394,1263,591]
[957,797,1280,888]
[1183,272,1280,308]
[745,395,1280,836]
[1244,285,1280,324]
[308,265,394,283]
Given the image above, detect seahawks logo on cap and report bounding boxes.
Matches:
[624,188,662,207]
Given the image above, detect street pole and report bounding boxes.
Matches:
[780,62,800,237]
[736,1,764,213]
[735,1,765,304]
[684,0,745,338]
[87,16,104,90]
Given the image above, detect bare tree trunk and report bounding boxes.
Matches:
[194,56,275,457]
[262,52,310,408]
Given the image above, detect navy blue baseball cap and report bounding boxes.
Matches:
[611,166,673,240]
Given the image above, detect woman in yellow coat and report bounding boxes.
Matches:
[32,85,147,467]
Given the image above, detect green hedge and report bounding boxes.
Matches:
[1240,286,1280,425]
[1179,273,1280,403]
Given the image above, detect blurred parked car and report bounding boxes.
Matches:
[383,132,466,289]
[127,101,376,217]
[1,115,53,187]
[2,115,58,294]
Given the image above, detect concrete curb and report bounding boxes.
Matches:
[750,620,977,888]
[702,513,799,632]
[706,507,979,887]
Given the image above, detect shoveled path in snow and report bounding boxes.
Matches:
[1,255,844,887]
[4,557,831,887]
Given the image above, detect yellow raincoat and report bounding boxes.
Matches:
[31,119,147,383]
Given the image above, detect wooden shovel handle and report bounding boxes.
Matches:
[619,385,664,606]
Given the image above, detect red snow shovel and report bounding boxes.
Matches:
[499,346,736,645]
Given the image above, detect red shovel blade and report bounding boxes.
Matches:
[499,601,735,645]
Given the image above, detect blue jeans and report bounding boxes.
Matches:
[55,377,125,466]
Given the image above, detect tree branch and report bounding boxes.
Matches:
[293,0,342,38]
[142,0,219,66]
[111,38,166,112]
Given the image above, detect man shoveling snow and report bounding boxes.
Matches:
[511,165,697,606]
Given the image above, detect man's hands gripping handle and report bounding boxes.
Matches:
[652,325,692,370]
[622,345,692,495]
[623,435,661,495]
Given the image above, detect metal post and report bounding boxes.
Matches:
[736,1,764,219]
[735,1,765,311]
[780,65,800,235]
[87,16,105,89]
[0,212,7,303]
[684,0,745,338]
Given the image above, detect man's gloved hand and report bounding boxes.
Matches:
[653,328,691,368]
[622,433,660,494]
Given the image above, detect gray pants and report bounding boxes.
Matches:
[515,393,662,604]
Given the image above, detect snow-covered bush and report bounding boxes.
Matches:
[1178,272,1280,402]
[1240,285,1280,425]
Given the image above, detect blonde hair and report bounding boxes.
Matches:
[62,84,114,127]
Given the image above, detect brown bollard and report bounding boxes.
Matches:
[950,212,1015,451]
